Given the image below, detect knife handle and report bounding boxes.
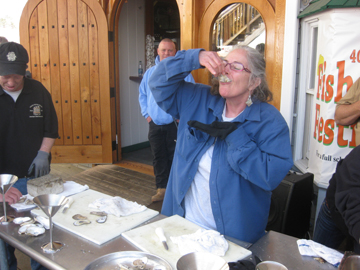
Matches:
[155,227,167,242]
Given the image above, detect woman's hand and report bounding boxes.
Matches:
[0,187,22,205]
[199,51,224,77]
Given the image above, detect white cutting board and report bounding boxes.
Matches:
[31,189,159,245]
[122,215,252,269]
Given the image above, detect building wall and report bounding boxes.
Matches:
[118,0,147,148]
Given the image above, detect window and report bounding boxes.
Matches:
[293,18,319,172]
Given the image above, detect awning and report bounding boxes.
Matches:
[298,0,360,18]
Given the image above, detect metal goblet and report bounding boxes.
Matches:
[33,194,67,253]
[0,174,18,224]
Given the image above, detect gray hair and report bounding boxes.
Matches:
[211,45,273,102]
[0,36,8,45]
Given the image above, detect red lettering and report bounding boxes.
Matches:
[335,61,353,102]
[323,119,334,145]
[314,103,320,139]
[317,63,323,99]
[318,117,324,143]
[350,50,356,63]
[325,75,334,103]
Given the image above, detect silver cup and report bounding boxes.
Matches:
[33,194,67,253]
[0,174,18,224]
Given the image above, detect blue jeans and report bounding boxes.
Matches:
[6,177,49,270]
[313,199,347,249]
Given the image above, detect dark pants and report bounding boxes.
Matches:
[313,199,357,253]
[148,121,177,189]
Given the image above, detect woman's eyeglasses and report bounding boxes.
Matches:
[223,60,251,73]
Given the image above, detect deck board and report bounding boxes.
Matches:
[64,164,157,206]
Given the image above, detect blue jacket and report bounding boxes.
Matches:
[139,55,194,125]
[149,49,293,243]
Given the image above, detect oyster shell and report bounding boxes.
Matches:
[20,219,35,226]
[133,257,148,269]
[13,217,32,225]
[73,220,91,226]
[218,74,231,83]
[72,214,88,220]
[35,215,50,230]
[96,215,107,223]
[90,211,107,216]
[17,196,27,204]
[25,226,45,236]
[18,224,39,234]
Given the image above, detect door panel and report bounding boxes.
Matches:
[20,0,112,163]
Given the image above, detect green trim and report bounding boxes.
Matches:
[121,141,150,153]
[298,0,360,19]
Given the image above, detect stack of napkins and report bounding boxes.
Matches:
[297,239,343,267]
[171,229,229,256]
[88,196,147,217]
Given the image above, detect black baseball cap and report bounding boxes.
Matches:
[0,42,29,76]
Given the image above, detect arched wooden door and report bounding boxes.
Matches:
[20,0,113,163]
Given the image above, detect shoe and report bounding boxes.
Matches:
[152,188,166,202]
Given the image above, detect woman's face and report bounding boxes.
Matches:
[219,49,258,102]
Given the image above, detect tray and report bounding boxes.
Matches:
[84,251,172,270]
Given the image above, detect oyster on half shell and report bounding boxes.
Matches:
[133,257,148,269]
[73,220,91,226]
[218,74,231,83]
[25,226,45,236]
[13,217,32,225]
[72,214,88,220]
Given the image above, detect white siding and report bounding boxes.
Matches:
[118,0,148,147]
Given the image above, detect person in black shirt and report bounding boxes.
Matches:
[0,42,58,270]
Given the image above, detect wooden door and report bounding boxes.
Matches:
[20,0,113,163]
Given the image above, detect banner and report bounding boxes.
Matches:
[308,9,360,188]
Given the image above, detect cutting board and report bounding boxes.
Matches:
[31,189,159,245]
[122,215,252,269]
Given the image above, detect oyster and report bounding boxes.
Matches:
[17,196,27,203]
[13,217,32,225]
[90,211,107,216]
[133,257,148,269]
[20,219,35,226]
[35,215,50,230]
[25,226,45,236]
[73,220,91,226]
[18,224,39,234]
[96,215,107,223]
[25,199,35,205]
[218,74,231,83]
[72,214,88,220]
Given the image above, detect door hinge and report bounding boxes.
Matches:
[110,87,115,98]
[112,140,117,151]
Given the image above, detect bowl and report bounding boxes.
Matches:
[176,252,229,270]
[256,261,288,270]
[339,253,360,270]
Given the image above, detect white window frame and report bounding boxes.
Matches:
[293,17,319,173]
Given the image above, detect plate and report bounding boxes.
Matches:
[84,251,173,270]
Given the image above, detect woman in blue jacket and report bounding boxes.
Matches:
[149,46,293,244]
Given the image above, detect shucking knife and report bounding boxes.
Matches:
[62,197,74,213]
[155,227,169,250]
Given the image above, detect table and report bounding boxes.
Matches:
[250,231,338,270]
[0,207,338,270]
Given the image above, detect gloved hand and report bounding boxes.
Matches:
[28,151,50,177]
